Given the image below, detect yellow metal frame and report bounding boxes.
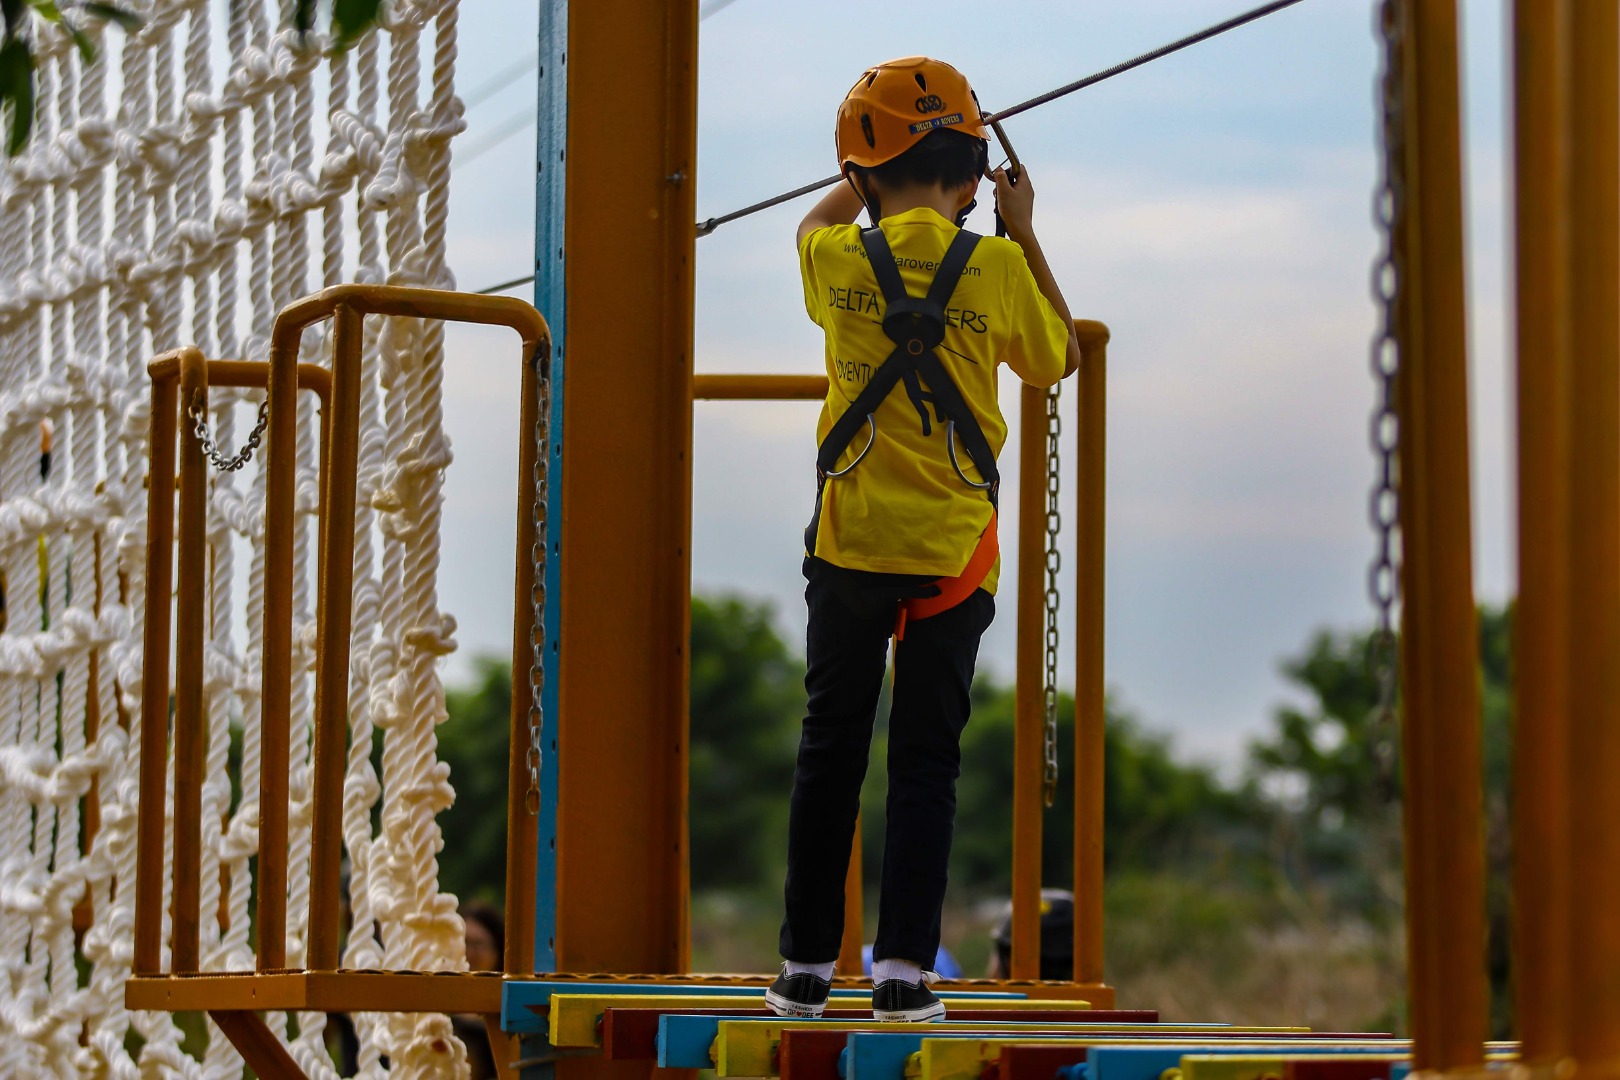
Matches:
[133,351,333,979]
[1510,0,1570,1064]
[118,1,1620,1073]
[1561,1,1619,1076]
[694,320,1112,1005]
[1392,1,1487,1071]
[127,286,550,1076]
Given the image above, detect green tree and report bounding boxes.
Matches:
[437,593,810,903]
[948,681,1268,894]
[438,656,514,904]
[688,593,805,890]
[1245,605,1514,1035]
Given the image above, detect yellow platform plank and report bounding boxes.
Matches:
[912,1038,1397,1080]
[548,992,1095,1047]
[714,1023,1298,1078]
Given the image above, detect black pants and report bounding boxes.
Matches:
[780,556,995,966]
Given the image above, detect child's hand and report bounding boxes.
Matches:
[992,166,1036,239]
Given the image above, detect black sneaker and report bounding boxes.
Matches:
[765,964,832,1018]
[872,971,946,1022]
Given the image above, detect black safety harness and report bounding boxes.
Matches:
[805,225,1000,555]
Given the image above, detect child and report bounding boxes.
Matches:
[768,57,1081,1023]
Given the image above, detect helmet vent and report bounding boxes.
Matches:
[914,72,928,91]
[861,113,875,148]
[866,71,879,89]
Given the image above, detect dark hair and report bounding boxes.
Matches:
[460,899,506,961]
[863,128,986,192]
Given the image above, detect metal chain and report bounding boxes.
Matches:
[1366,0,1405,785]
[188,395,269,473]
[1042,382,1062,807]
[526,367,551,814]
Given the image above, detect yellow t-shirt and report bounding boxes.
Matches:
[800,206,1070,593]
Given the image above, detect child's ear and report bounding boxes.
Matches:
[954,177,980,211]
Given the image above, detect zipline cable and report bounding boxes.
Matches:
[695,0,1308,237]
[473,0,1311,293]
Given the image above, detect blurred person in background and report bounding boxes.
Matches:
[987,888,1073,980]
[455,900,507,1078]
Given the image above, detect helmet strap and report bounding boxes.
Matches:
[847,171,881,227]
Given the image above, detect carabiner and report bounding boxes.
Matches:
[823,413,877,477]
[946,419,994,490]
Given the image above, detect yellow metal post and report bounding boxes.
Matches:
[1395,0,1488,1070]
[1072,321,1109,990]
[259,318,301,971]
[1011,384,1046,980]
[306,303,364,972]
[1511,0,1571,1062]
[1564,1,1620,1074]
[554,0,697,980]
[132,350,187,976]
[169,351,211,974]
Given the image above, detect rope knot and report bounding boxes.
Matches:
[404,613,458,657]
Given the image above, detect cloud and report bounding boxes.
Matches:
[431,0,1513,764]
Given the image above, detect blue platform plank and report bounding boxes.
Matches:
[658,1014,755,1067]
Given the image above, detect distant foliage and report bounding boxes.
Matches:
[1243,605,1513,1035]
[438,593,1516,1035]
[688,594,805,889]
[439,657,514,906]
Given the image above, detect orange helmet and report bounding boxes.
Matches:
[836,57,990,173]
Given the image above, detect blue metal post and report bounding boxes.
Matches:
[532,0,566,978]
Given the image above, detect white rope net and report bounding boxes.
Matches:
[0,0,472,1075]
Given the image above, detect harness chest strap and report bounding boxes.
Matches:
[808,224,1001,631]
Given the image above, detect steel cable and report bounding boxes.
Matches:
[476,0,1312,292]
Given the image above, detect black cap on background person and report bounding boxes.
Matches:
[988,888,1074,980]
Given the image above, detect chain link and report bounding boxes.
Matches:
[526,366,551,815]
[1366,0,1405,785]
[188,395,269,473]
[1042,382,1062,807]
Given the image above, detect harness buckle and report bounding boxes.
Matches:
[882,297,946,352]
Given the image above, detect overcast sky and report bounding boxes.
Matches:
[433,0,1513,766]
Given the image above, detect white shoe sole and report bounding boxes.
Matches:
[873,1002,946,1023]
[765,988,826,1018]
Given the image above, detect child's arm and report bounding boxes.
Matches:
[993,168,1082,379]
[798,181,866,247]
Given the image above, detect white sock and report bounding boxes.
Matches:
[785,960,835,981]
[872,958,922,985]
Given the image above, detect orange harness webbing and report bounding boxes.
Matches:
[893,513,998,640]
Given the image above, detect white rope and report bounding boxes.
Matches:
[0,0,470,1073]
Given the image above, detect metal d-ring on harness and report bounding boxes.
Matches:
[804,224,998,584]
